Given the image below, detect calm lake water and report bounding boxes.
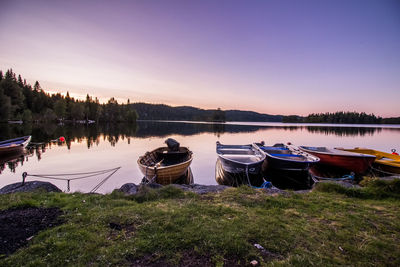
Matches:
[1,121,399,193]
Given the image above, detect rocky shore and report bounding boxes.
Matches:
[0,179,366,196]
[0,180,297,196]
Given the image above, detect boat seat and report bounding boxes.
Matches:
[261,146,288,150]
[269,153,303,157]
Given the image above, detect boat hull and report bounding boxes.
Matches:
[339,148,400,175]
[215,158,264,187]
[300,146,375,174]
[0,136,31,157]
[313,153,374,173]
[263,153,316,172]
[253,143,318,189]
[217,154,264,175]
[138,146,193,185]
[373,163,400,175]
[216,142,265,187]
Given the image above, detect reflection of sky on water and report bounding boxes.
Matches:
[0,121,399,193]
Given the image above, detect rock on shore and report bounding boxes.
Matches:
[0,181,62,194]
[116,183,230,195]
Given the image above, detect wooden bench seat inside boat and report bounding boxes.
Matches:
[140,147,191,167]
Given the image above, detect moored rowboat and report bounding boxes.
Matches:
[0,136,32,156]
[299,146,375,174]
[216,142,265,186]
[137,142,193,185]
[254,142,320,172]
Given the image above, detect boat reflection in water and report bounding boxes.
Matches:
[0,139,66,175]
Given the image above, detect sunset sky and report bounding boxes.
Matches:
[0,0,399,117]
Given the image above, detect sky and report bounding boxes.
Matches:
[0,0,399,117]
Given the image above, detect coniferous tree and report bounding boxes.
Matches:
[0,86,12,121]
[65,91,72,120]
[54,99,66,120]
[17,75,23,86]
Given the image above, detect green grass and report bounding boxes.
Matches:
[1,183,400,266]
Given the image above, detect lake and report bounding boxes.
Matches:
[1,121,399,193]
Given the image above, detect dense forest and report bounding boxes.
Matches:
[128,103,227,122]
[129,103,282,122]
[0,69,138,123]
[283,112,400,124]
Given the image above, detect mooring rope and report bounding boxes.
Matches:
[90,167,120,193]
[311,173,354,181]
[369,165,400,177]
[245,166,252,187]
[22,167,121,192]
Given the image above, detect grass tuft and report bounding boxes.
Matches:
[314,179,400,199]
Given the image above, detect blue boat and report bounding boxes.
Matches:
[0,136,32,156]
[254,142,319,189]
[254,142,319,172]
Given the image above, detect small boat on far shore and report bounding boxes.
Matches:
[0,136,32,156]
[299,146,375,174]
[216,142,265,187]
[137,139,193,185]
[337,148,400,175]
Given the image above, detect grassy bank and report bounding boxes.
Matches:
[1,180,400,266]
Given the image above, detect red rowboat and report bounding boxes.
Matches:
[299,146,375,174]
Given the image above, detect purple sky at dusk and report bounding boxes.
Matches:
[1,0,399,117]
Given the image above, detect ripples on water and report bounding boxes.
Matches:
[1,121,399,193]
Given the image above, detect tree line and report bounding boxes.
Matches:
[1,69,398,124]
[0,69,138,123]
[129,103,283,122]
[283,112,400,124]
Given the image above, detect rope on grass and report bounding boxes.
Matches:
[252,180,272,189]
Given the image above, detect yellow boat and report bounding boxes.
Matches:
[337,148,400,174]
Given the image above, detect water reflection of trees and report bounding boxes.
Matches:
[305,126,381,136]
[135,121,263,137]
[0,153,25,174]
[1,121,398,151]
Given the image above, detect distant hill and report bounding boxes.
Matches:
[225,110,282,122]
[130,103,282,122]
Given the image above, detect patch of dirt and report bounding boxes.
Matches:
[222,254,246,266]
[178,251,214,267]
[0,207,63,256]
[129,250,259,267]
[108,222,136,241]
[129,250,215,267]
